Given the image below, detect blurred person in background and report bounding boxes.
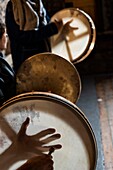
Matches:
[6,0,76,73]
[0,21,16,106]
[5,0,63,73]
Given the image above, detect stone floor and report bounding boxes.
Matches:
[77,74,113,170]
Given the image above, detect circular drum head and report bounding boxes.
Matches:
[16,52,81,103]
[51,8,96,64]
[0,92,97,170]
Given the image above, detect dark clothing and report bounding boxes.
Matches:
[5,1,58,73]
[0,52,16,106]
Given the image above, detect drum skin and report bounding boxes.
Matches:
[0,92,97,170]
[16,52,81,104]
[51,8,96,64]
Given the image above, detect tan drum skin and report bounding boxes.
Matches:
[16,52,81,104]
[0,92,97,170]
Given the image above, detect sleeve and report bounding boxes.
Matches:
[5,1,58,46]
[0,57,16,101]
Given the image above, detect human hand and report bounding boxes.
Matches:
[12,117,62,160]
[53,19,63,31]
[17,154,54,170]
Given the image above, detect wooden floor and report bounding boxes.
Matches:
[96,75,113,170]
[77,74,113,170]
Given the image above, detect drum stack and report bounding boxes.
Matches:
[0,8,97,170]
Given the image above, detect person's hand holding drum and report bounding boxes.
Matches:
[17,154,54,170]
[53,18,63,32]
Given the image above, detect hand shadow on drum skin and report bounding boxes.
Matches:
[0,117,62,170]
[52,26,89,47]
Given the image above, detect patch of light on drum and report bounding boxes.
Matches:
[61,82,77,101]
[0,128,11,154]
[90,42,95,50]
